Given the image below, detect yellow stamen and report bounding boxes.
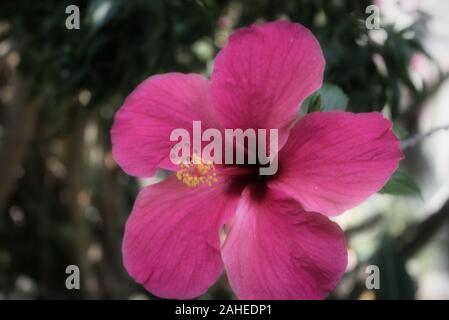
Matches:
[176,153,218,187]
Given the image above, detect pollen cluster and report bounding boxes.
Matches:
[176,154,217,187]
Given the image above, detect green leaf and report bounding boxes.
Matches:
[307,94,321,113]
[393,122,409,140]
[302,83,348,114]
[319,83,349,111]
[379,170,422,197]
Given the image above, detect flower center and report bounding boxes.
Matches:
[176,153,217,187]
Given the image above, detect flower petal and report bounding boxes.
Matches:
[222,187,347,299]
[123,176,238,299]
[211,20,324,139]
[111,73,218,177]
[272,111,403,216]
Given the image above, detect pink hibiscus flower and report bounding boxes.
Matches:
[111,20,403,300]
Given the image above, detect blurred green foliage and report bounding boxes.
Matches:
[0,0,433,122]
[380,170,422,198]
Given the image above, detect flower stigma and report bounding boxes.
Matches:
[176,153,217,187]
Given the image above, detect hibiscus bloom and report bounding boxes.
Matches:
[111,20,403,299]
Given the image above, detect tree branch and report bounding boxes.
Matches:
[401,123,449,150]
[0,75,42,216]
[345,214,383,238]
[336,197,449,299]
[399,199,449,259]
